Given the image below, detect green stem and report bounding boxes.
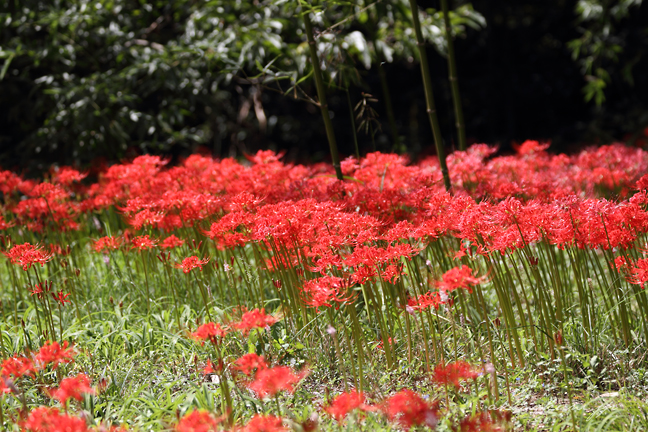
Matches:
[407,0,451,190]
[557,343,577,429]
[327,310,349,392]
[140,253,151,315]
[348,302,365,391]
[163,262,182,328]
[377,63,400,152]
[192,272,214,323]
[24,271,44,340]
[300,2,343,181]
[346,90,361,161]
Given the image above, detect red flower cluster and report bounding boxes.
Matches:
[300,276,355,309]
[627,258,648,287]
[2,355,35,379]
[52,290,72,306]
[458,411,507,432]
[247,365,308,398]
[231,308,278,335]
[407,291,443,312]
[381,389,440,430]
[175,256,210,273]
[34,341,76,370]
[52,167,87,186]
[23,407,88,432]
[176,410,222,432]
[3,243,53,271]
[241,415,286,432]
[325,389,374,422]
[50,373,95,406]
[233,353,268,377]
[92,236,122,253]
[131,235,157,251]
[432,361,481,388]
[437,266,485,294]
[191,322,228,345]
[160,234,185,249]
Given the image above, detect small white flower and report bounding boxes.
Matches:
[326,325,336,335]
[424,412,438,429]
[439,290,449,303]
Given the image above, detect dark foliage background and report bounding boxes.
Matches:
[1,0,646,173]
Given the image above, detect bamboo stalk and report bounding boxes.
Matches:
[441,0,467,151]
[300,2,344,181]
[377,63,401,151]
[407,0,451,190]
[346,90,361,161]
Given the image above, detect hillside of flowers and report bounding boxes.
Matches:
[2,141,648,431]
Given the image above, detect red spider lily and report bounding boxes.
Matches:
[52,290,72,306]
[381,262,405,283]
[407,292,443,311]
[231,308,278,335]
[130,235,157,251]
[0,216,14,230]
[3,243,53,271]
[127,209,165,230]
[92,236,122,253]
[245,149,286,165]
[325,389,374,422]
[432,361,480,388]
[300,276,356,309]
[247,365,308,398]
[52,167,87,186]
[376,337,396,351]
[233,353,268,377]
[381,389,440,430]
[0,169,23,194]
[191,322,227,346]
[614,256,629,272]
[48,244,71,256]
[22,407,88,432]
[628,258,648,287]
[50,373,95,406]
[0,377,12,395]
[1,355,35,378]
[160,234,185,249]
[175,409,223,432]
[637,174,648,191]
[202,360,219,375]
[28,182,68,199]
[34,341,75,370]
[437,266,485,294]
[458,411,507,432]
[175,256,210,274]
[343,244,418,274]
[242,414,286,432]
[31,283,46,299]
[512,139,550,155]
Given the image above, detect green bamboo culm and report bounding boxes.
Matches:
[378,62,401,152]
[407,0,451,191]
[441,0,467,151]
[346,90,361,161]
[364,0,400,151]
[300,1,344,181]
